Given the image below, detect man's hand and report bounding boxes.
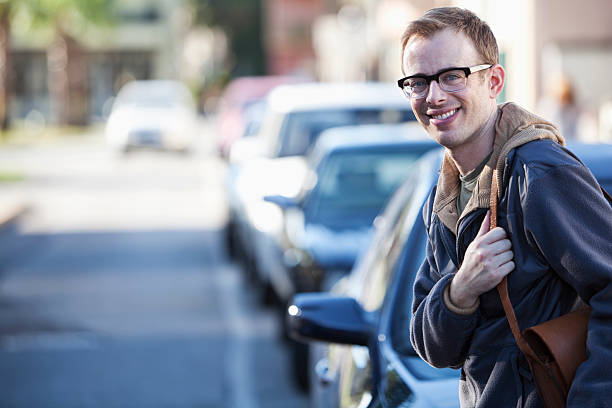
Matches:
[449,211,515,309]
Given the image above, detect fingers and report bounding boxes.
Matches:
[489,237,512,255]
[477,210,491,237]
[497,259,515,277]
[493,249,514,267]
[479,226,508,246]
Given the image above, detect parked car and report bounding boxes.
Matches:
[105,80,199,154]
[262,124,437,390]
[288,142,612,407]
[226,82,417,293]
[263,123,437,304]
[216,75,309,158]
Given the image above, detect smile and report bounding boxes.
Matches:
[431,109,458,120]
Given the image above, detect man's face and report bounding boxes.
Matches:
[402,28,496,150]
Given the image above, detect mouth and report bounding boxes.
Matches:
[428,108,459,121]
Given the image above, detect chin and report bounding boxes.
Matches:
[432,131,463,149]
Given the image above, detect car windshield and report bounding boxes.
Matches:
[276,108,416,157]
[117,82,192,109]
[304,147,427,230]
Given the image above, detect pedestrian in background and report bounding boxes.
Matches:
[398,7,612,407]
[537,74,581,140]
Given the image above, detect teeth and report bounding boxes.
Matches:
[432,109,457,120]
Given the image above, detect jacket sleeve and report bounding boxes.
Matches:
[521,161,612,407]
[409,194,480,369]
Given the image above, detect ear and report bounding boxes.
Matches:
[488,64,505,99]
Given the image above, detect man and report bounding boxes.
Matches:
[401,7,612,408]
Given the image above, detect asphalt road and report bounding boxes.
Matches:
[0,124,309,407]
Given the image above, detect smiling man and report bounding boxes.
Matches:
[401,7,612,408]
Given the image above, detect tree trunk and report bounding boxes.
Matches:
[47,32,69,125]
[48,30,89,126]
[0,7,10,130]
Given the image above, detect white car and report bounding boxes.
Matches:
[105,80,199,153]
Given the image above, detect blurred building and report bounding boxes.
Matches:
[9,0,612,141]
[459,0,612,141]
[10,0,222,126]
[312,0,612,141]
[263,0,331,77]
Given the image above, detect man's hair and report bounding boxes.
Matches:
[401,7,499,69]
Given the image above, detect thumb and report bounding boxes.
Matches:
[477,210,491,237]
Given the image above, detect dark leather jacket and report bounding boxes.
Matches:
[410,103,612,407]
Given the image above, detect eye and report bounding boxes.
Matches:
[407,78,427,89]
[441,71,464,84]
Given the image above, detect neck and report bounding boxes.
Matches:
[449,108,499,176]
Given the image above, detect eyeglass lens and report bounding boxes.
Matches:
[404,69,468,98]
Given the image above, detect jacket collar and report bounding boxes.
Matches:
[434,102,565,235]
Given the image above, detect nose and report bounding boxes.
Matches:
[425,80,446,105]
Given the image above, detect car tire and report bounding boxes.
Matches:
[260,279,279,307]
[224,223,238,260]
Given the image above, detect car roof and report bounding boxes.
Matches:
[567,142,612,183]
[309,122,435,162]
[119,80,189,94]
[116,80,192,104]
[220,75,311,106]
[266,82,409,113]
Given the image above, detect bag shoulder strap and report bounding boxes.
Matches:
[491,169,610,360]
[491,172,538,360]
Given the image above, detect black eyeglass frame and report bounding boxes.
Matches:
[397,64,493,98]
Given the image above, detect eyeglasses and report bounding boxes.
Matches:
[397,64,493,99]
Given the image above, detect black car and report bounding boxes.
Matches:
[288,142,612,407]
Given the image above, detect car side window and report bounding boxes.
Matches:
[358,184,420,311]
[276,108,416,157]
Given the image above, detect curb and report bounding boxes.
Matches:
[0,202,29,232]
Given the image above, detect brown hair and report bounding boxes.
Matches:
[400,7,499,70]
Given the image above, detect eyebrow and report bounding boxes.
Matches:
[405,66,462,79]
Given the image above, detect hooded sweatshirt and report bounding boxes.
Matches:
[410,102,612,407]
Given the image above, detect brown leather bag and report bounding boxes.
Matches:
[489,171,612,408]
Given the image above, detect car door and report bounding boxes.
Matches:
[336,149,459,408]
[335,175,424,408]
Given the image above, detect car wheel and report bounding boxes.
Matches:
[260,278,279,307]
[224,222,238,260]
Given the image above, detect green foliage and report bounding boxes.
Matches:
[0,170,24,182]
[190,0,265,76]
[13,0,116,30]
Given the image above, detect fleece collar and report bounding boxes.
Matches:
[433,102,565,235]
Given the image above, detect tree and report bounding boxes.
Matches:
[7,0,115,126]
[0,1,13,130]
[190,0,265,76]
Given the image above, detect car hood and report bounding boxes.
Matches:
[303,223,372,270]
[236,156,309,201]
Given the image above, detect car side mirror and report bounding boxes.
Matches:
[263,194,299,209]
[287,293,375,346]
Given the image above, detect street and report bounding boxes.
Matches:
[0,124,308,407]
